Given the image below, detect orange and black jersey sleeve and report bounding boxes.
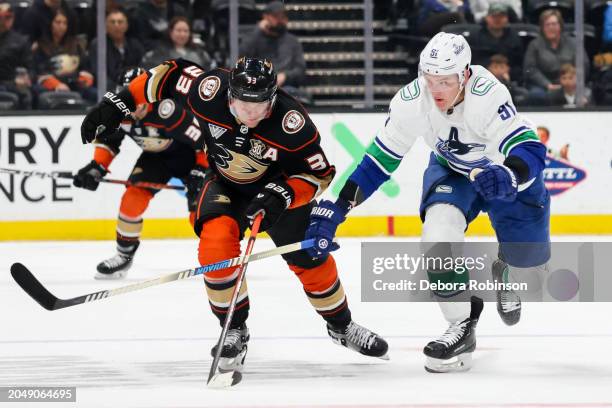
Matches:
[127,59,216,108]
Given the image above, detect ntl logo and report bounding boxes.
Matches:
[543,156,587,196]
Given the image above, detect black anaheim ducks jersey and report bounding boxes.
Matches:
[129,60,335,199]
[98,99,204,155]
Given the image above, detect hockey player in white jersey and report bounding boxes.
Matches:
[305,33,550,372]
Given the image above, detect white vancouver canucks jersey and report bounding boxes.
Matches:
[367,65,539,182]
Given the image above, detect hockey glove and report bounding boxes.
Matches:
[81,90,134,144]
[185,165,209,212]
[245,181,294,232]
[73,160,108,191]
[304,200,347,258]
[471,165,518,202]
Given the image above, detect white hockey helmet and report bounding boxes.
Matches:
[419,32,472,85]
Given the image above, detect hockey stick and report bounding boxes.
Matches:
[10,237,314,311]
[207,213,263,388]
[0,167,185,191]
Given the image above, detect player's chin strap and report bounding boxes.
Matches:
[446,76,467,115]
[446,67,472,115]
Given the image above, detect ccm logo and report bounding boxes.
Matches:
[104,92,131,117]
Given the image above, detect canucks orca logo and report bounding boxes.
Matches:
[438,127,485,155]
[435,127,490,172]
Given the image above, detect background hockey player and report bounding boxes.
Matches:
[78,57,389,378]
[305,33,550,373]
[73,67,208,279]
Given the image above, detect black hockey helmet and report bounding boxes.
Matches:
[115,66,145,92]
[229,57,278,103]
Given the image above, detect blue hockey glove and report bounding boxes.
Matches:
[470,165,518,201]
[305,200,348,258]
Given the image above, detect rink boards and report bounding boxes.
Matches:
[0,111,611,240]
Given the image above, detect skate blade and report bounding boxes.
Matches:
[94,270,127,280]
[425,353,472,373]
[378,352,390,361]
[207,370,243,388]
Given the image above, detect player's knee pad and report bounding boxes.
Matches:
[289,255,338,293]
[422,203,466,242]
[281,248,327,270]
[198,216,241,281]
[119,187,154,218]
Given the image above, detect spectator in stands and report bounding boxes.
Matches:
[470,3,523,80]
[538,126,569,160]
[142,16,213,70]
[487,54,528,105]
[89,8,145,91]
[18,0,77,44]
[523,9,589,104]
[208,0,258,66]
[32,9,96,102]
[417,0,472,37]
[471,0,522,23]
[0,3,33,109]
[239,1,306,95]
[129,0,187,51]
[548,63,593,107]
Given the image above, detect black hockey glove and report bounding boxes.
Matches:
[186,165,209,212]
[73,160,108,191]
[245,181,295,232]
[81,90,135,144]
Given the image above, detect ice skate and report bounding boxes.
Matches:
[424,297,483,373]
[492,259,521,326]
[327,321,389,360]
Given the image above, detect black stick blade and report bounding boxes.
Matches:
[10,263,58,310]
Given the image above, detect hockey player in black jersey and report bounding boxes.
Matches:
[73,67,209,279]
[79,58,389,379]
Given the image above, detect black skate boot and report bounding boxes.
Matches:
[210,324,250,375]
[95,243,139,280]
[327,321,389,360]
[492,259,521,326]
[424,296,483,373]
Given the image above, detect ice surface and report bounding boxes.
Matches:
[1,237,611,408]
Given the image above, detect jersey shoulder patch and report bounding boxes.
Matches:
[399,79,422,101]
[196,68,229,102]
[282,110,305,134]
[256,93,318,151]
[198,75,222,101]
[470,75,497,96]
[157,99,176,118]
